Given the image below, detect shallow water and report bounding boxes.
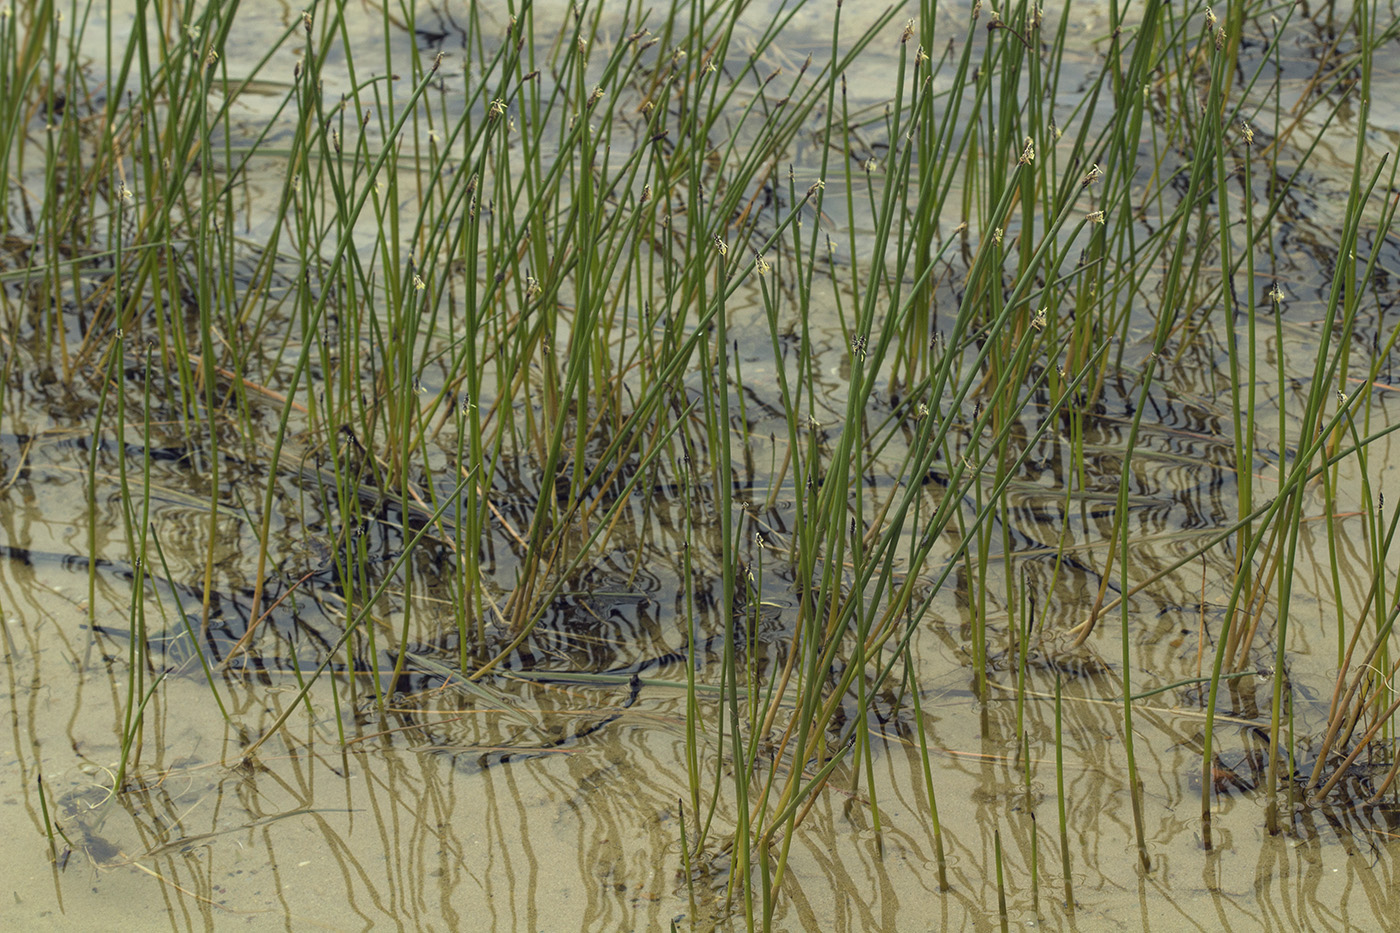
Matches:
[5,1,1400,930]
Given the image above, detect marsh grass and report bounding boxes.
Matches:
[4,0,1400,928]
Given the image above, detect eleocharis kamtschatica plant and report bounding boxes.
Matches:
[4,0,1400,928]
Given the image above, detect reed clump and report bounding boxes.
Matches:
[4,0,1400,929]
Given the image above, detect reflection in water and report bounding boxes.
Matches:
[7,480,1400,931]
